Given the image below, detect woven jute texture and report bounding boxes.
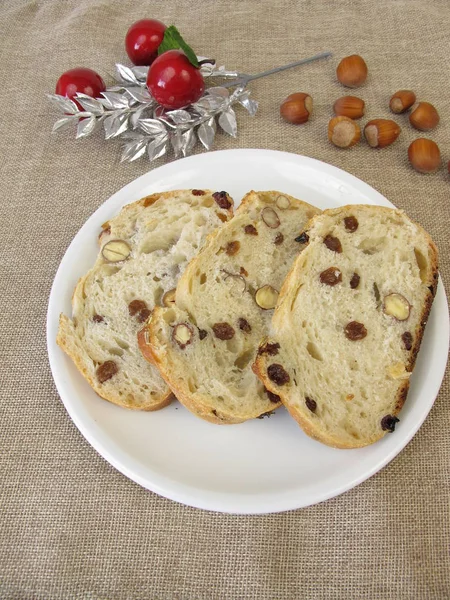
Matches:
[1,0,449,598]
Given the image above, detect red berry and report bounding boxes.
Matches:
[147,50,205,110]
[55,68,105,109]
[125,19,167,66]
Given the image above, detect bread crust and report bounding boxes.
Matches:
[253,204,439,448]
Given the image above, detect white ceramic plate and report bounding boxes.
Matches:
[47,149,449,514]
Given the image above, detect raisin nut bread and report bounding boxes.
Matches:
[57,189,234,410]
[253,205,438,448]
[139,191,321,423]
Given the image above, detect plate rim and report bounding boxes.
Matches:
[46,149,450,514]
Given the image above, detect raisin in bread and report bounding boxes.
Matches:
[139,191,321,423]
[253,205,438,448]
[57,189,233,410]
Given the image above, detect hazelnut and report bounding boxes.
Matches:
[408,138,441,174]
[409,102,440,131]
[336,55,368,88]
[172,323,194,348]
[276,195,291,210]
[225,240,240,256]
[162,289,176,307]
[280,92,313,124]
[383,293,411,321]
[96,360,118,384]
[212,322,235,340]
[344,321,367,341]
[267,364,290,385]
[364,119,401,149]
[319,267,342,286]
[255,285,279,310]
[221,269,247,293]
[333,96,365,119]
[389,90,416,114]
[101,239,131,263]
[328,116,361,148]
[261,207,281,228]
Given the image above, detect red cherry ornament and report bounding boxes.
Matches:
[147,50,205,110]
[125,19,167,66]
[55,68,105,109]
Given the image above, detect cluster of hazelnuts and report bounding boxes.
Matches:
[280,54,445,175]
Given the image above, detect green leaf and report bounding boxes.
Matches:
[157,25,199,68]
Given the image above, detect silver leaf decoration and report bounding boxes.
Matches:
[47,94,79,114]
[201,95,224,111]
[74,93,105,115]
[120,131,144,141]
[130,105,147,128]
[49,61,259,163]
[216,65,239,78]
[100,91,130,110]
[197,117,216,150]
[166,109,192,125]
[147,136,168,161]
[126,86,153,103]
[153,105,166,118]
[139,118,167,136]
[121,139,147,163]
[218,107,237,137]
[207,87,230,98]
[131,66,149,82]
[76,116,96,139]
[181,129,196,157]
[239,95,258,117]
[104,112,128,139]
[171,131,184,157]
[52,115,77,132]
[115,63,139,85]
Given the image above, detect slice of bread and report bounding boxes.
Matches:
[253,205,438,448]
[139,191,321,423]
[57,189,234,410]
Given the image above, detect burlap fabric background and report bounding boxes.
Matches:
[1,0,449,598]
